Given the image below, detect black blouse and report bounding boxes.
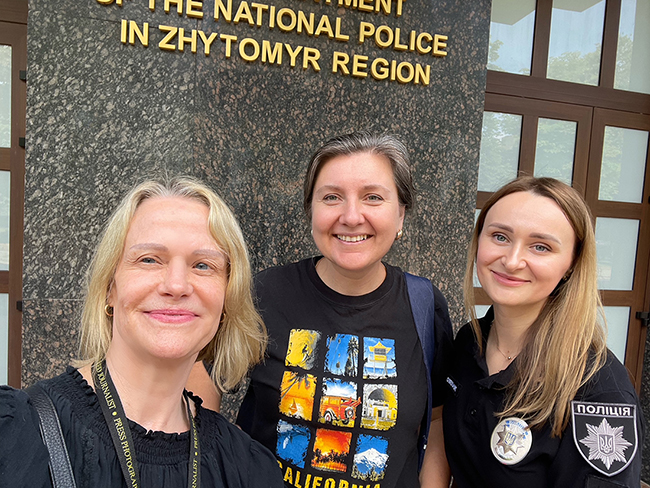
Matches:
[0,367,284,488]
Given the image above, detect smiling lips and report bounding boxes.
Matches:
[491,270,530,286]
[146,309,198,323]
[337,234,370,242]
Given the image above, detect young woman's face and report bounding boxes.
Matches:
[310,151,405,279]
[476,191,575,316]
[108,197,228,363]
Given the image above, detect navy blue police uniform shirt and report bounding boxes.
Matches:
[443,308,644,488]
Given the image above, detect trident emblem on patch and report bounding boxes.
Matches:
[572,401,638,477]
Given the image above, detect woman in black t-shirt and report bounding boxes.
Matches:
[191,131,454,488]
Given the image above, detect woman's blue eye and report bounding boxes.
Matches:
[494,234,507,242]
[534,244,550,252]
[196,262,210,271]
[141,257,157,264]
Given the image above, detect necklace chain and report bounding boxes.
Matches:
[491,324,518,362]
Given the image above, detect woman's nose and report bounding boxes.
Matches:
[502,244,525,270]
[159,261,193,297]
[339,200,364,226]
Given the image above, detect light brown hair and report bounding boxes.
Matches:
[464,176,607,436]
[303,130,415,218]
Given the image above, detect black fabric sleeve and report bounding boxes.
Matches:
[246,439,285,488]
[548,363,644,487]
[0,386,52,486]
[431,286,454,408]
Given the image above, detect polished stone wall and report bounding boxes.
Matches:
[24,0,490,418]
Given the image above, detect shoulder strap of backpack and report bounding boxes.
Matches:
[404,272,436,471]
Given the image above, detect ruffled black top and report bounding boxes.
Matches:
[0,367,284,488]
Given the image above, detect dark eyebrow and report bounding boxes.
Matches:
[485,223,562,244]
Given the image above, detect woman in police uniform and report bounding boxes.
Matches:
[443,176,644,487]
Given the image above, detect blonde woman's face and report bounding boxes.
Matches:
[476,191,575,316]
[108,197,227,363]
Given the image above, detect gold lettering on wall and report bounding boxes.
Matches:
[98,0,448,87]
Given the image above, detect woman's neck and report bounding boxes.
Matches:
[490,304,541,353]
[315,258,386,296]
[485,306,538,375]
[80,349,195,434]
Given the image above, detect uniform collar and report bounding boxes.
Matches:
[474,307,517,389]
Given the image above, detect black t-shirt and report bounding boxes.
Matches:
[443,308,644,488]
[238,258,449,488]
[0,367,284,488]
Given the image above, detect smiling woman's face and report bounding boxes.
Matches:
[310,151,405,282]
[108,196,228,363]
[476,191,575,317]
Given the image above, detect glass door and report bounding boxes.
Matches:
[585,108,650,389]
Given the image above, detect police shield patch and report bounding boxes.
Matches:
[572,401,638,477]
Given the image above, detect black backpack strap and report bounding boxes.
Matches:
[25,383,77,488]
[404,272,436,471]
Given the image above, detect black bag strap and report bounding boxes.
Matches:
[25,383,77,488]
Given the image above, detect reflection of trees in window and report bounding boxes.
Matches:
[598,127,648,204]
[599,131,624,201]
[614,35,634,91]
[479,112,522,192]
[488,40,531,75]
[0,47,10,148]
[534,119,576,185]
[547,44,601,86]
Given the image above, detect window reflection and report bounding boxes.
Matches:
[603,306,630,363]
[0,46,10,149]
[488,0,536,75]
[534,118,576,184]
[547,0,606,85]
[614,0,650,94]
[0,293,7,385]
[598,126,648,203]
[595,218,639,291]
[478,112,522,192]
[0,171,9,272]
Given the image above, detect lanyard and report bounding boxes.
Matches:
[92,360,201,488]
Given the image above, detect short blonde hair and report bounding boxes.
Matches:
[464,176,607,436]
[78,176,266,391]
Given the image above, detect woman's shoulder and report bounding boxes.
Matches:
[0,384,33,416]
[199,408,284,486]
[454,321,476,344]
[0,386,52,484]
[399,269,450,310]
[255,258,311,288]
[579,351,639,403]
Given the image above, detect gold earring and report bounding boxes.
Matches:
[396,229,403,240]
[104,305,114,317]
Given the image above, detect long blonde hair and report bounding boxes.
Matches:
[78,176,267,391]
[463,176,607,436]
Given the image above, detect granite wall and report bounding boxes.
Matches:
[24,0,490,418]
